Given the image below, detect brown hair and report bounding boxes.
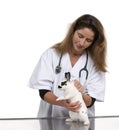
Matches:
[52,14,107,72]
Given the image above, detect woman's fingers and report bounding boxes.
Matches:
[65,100,82,112]
[74,80,83,93]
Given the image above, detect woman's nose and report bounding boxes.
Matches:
[80,38,85,46]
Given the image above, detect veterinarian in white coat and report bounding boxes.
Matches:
[29,14,107,118]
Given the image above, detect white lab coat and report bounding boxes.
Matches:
[29,48,105,118]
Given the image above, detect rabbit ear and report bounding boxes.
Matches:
[65,72,71,81]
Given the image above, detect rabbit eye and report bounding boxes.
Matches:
[61,81,67,86]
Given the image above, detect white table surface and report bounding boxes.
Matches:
[0,116,119,130]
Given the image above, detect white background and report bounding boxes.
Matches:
[0,0,119,118]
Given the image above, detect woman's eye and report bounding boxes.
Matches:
[79,35,83,38]
[77,32,83,38]
[86,39,93,43]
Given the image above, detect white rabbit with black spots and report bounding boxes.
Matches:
[56,80,89,125]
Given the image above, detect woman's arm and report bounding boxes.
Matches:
[82,94,95,107]
[74,80,95,107]
[39,90,81,112]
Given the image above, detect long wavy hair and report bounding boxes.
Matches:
[52,14,107,72]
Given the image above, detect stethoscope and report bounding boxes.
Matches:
[55,50,89,80]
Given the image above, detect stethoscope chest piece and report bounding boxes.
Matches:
[55,53,63,74]
[55,65,61,74]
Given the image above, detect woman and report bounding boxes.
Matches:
[29,14,107,118]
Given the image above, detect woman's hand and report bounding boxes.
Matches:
[73,79,83,93]
[62,99,82,112]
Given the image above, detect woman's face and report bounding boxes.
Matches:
[72,27,95,54]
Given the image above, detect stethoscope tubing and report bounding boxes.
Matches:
[55,50,89,80]
[79,50,88,80]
